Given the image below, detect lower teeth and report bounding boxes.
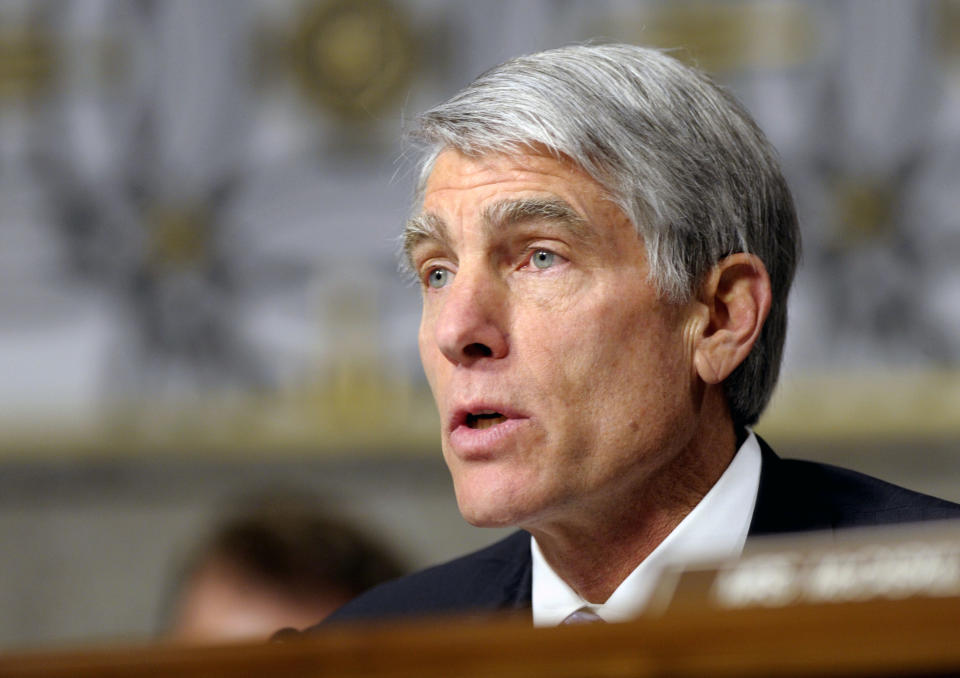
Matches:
[472,416,505,429]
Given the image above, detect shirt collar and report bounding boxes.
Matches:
[531,430,762,626]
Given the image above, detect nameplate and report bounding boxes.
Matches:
[650,519,960,613]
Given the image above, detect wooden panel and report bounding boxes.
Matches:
[2,594,960,678]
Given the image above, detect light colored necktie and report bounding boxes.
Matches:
[561,606,606,625]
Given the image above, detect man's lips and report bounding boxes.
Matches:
[449,405,526,432]
[447,405,529,456]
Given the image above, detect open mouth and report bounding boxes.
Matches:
[465,411,507,429]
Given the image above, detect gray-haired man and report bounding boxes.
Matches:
[321,44,960,627]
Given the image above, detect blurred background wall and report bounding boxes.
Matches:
[0,0,959,649]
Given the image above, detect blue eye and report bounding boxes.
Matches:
[427,267,453,288]
[531,250,556,269]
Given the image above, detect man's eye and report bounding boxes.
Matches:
[530,249,557,270]
[427,267,453,288]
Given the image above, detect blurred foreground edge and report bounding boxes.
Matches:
[5,520,960,678]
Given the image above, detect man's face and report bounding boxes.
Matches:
[409,149,701,530]
[169,558,348,642]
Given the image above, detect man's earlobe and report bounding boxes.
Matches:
[692,253,772,385]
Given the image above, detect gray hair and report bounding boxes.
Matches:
[408,43,799,426]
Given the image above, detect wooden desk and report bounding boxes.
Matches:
[1,594,958,678]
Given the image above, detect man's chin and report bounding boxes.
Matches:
[456,495,529,529]
[455,489,544,529]
[451,470,544,528]
[457,503,513,528]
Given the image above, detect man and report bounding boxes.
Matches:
[165,494,405,642]
[324,44,960,627]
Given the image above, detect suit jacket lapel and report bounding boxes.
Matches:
[468,530,533,613]
[748,436,834,536]
[498,548,532,611]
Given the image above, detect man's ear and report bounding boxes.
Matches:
[691,253,772,385]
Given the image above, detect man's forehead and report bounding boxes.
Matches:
[414,148,605,222]
[423,146,594,195]
[403,147,637,267]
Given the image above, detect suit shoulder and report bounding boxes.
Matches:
[321,530,530,624]
[774,455,960,525]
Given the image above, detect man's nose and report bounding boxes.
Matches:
[433,265,509,366]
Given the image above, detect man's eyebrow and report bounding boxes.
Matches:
[403,212,448,266]
[482,198,590,239]
[402,197,591,268]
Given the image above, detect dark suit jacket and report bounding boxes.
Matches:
[324,439,960,624]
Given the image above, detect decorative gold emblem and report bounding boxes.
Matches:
[587,1,816,73]
[938,0,960,67]
[289,0,416,122]
[0,28,55,100]
[146,203,211,272]
[832,178,897,248]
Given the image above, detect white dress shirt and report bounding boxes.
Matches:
[532,431,762,626]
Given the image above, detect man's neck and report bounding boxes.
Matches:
[526,421,739,604]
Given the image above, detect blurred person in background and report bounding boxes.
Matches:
[164,494,405,643]
[307,43,960,628]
